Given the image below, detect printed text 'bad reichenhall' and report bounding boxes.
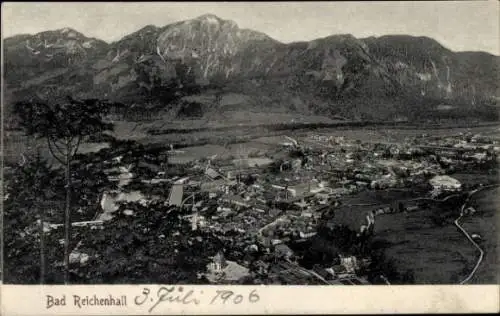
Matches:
[46,295,127,309]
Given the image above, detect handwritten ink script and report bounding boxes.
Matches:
[43,287,260,312]
[134,286,260,313]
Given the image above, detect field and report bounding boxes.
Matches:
[460,186,499,284]
[325,186,479,284]
[2,130,110,165]
[106,114,500,146]
[168,142,278,164]
[364,171,499,285]
[6,116,498,166]
[323,167,498,284]
[301,124,500,144]
[372,207,477,284]
[329,189,427,231]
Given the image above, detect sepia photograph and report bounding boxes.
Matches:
[1,1,499,312]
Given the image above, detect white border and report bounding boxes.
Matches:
[2,2,500,316]
[1,285,499,315]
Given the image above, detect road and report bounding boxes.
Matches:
[454,184,499,284]
[330,188,492,285]
[454,213,483,284]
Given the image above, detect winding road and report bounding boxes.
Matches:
[453,184,499,284]
[335,185,497,285]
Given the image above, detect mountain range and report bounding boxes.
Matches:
[4,14,499,122]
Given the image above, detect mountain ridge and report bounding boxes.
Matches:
[4,14,499,122]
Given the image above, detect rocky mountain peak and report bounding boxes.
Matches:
[3,15,499,121]
[194,13,224,23]
[57,27,84,38]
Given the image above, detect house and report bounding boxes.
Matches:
[253,260,270,275]
[208,192,218,199]
[331,264,357,279]
[325,267,336,279]
[339,255,358,274]
[291,158,302,171]
[46,220,104,232]
[98,191,144,221]
[174,177,190,184]
[300,211,313,218]
[206,252,250,283]
[205,167,222,180]
[216,206,234,218]
[429,175,462,192]
[209,251,227,272]
[200,179,231,193]
[221,261,250,282]
[221,195,251,208]
[186,213,206,231]
[69,250,90,265]
[299,231,317,239]
[287,183,312,198]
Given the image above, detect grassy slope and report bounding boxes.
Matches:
[461,186,499,284]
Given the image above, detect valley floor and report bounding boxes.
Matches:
[3,120,499,284]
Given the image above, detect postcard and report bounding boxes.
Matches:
[1,1,499,315]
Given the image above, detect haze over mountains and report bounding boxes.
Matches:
[4,14,499,122]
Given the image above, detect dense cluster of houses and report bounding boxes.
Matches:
[29,130,497,284]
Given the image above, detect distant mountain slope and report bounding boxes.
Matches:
[3,14,499,121]
[4,28,109,99]
[90,14,280,103]
[363,35,499,104]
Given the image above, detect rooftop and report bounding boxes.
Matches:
[168,184,184,206]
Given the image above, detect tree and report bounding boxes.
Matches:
[268,159,285,174]
[242,174,257,186]
[4,153,60,283]
[317,224,359,254]
[73,202,226,283]
[14,96,113,284]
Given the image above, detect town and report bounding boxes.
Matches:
[4,120,498,285]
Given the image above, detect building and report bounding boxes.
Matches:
[98,190,144,221]
[205,167,222,180]
[200,179,228,193]
[209,251,227,272]
[168,184,184,207]
[429,175,462,192]
[218,166,261,179]
[220,195,251,208]
[339,255,358,274]
[206,252,250,283]
[299,231,317,239]
[253,260,270,275]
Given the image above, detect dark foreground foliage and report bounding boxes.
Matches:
[4,199,227,284]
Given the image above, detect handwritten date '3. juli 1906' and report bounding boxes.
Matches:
[134,287,260,313]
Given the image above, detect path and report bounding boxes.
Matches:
[454,184,499,284]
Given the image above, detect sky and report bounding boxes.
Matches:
[2,1,499,54]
